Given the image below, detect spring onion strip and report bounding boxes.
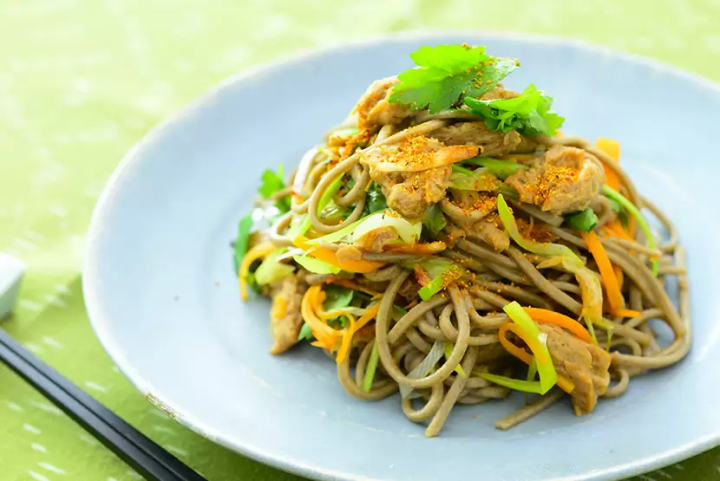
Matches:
[399,340,445,398]
[602,185,658,275]
[362,340,380,392]
[444,342,465,377]
[504,302,557,393]
[293,255,341,274]
[463,156,527,179]
[497,194,583,265]
[477,372,545,394]
[318,175,344,216]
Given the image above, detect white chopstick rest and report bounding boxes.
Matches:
[0,254,25,320]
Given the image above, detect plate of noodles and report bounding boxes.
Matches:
[84,32,720,481]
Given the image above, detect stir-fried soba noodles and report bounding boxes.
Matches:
[235,44,690,437]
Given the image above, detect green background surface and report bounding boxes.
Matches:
[1,0,719,479]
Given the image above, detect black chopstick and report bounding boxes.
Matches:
[0,328,206,481]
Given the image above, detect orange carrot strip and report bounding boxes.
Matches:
[582,231,624,312]
[614,265,624,291]
[301,285,339,349]
[498,321,532,364]
[611,308,642,319]
[605,221,633,242]
[506,324,549,364]
[239,243,276,300]
[353,303,381,333]
[498,321,575,394]
[555,376,575,394]
[271,296,287,319]
[294,236,385,273]
[596,138,622,192]
[336,313,357,363]
[522,307,592,343]
[383,241,446,255]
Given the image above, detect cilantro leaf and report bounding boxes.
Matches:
[259,165,284,197]
[233,213,254,273]
[564,208,599,233]
[389,44,519,114]
[323,285,354,311]
[362,181,388,216]
[423,204,447,237]
[464,84,565,137]
[258,165,291,213]
[608,197,629,227]
[298,323,314,341]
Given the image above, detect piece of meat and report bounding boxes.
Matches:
[474,342,511,364]
[540,324,612,415]
[516,218,557,244]
[505,145,605,215]
[481,84,520,101]
[358,226,399,253]
[362,135,479,172]
[371,166,453,219]
[441,222,467,247]
[447,190,498,218]
[269,274,307,355]
[354,77,412,130]
[430,121,537,156]
[336,245,363,262]
[470,214,509,251]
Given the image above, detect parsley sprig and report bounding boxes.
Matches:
[464,84,565,137]
[389,44,519,113]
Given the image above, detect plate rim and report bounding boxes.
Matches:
[83,29,720,481]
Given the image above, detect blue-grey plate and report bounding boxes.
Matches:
[83,32,720,481]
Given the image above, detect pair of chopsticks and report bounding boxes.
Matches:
[0,328,206,481]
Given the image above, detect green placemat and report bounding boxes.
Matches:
[1,1,719,479]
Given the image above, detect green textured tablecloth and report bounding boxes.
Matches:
[1,1,719,480]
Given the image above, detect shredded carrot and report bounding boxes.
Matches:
[596,139,637,237]
[302,285,339,350]
[614,265,624,291]
[604,221,633,242]
[314,290,339,321]
[271,296,287,319]
[522,307,592,343]
[556,376,574,393]
[353,303,381,333]
[291,190,305,203]
[603,223,629,291]
[330,279,381,297]
[335,313,356,363]
[612,308,642,319]
[498,321,532,364]
[239,243,276,300]
[596,138,621,192]
[293,236,385,273]
[383,241,446,255]
[498,321,575,394]
[582,231,624,313]
[505,323,548,364]
[303,284,381,363]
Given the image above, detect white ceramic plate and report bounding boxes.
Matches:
[84,32,720,481]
